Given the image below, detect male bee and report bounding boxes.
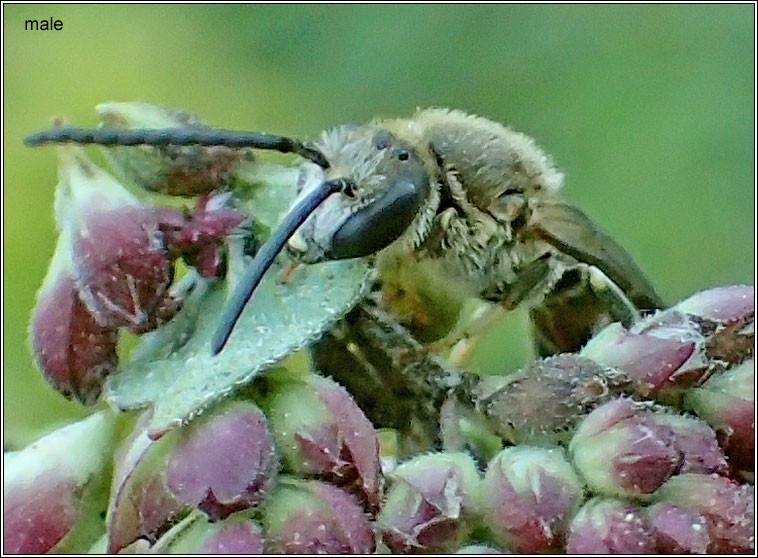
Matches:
[25,108,664,357]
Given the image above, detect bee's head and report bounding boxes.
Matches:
[287,124,437,263]
[211,124,439,355]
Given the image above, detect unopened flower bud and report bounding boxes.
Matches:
[97,102,244,196]
[566,498,655,554]
[581,323,695,397]
[479,354,630,445]
[107,411,187,553]
[377,452,481,553]
[166,400,276,520]
[151,512,264,554]
[196,520,264,554]
[3,412,120,554]
[655,474,754,554]
[685,359,754,474]
[674,285,754,324]
[627,285,755,403]
[30,235,117,404]
[56,145,184,333]
[262,371,381,511]
[482,446,584,553]
[679,286,754,366]
[646,502,710,554]
[650,413,727,475]
[265,479,375,554]
[569,398,682,500]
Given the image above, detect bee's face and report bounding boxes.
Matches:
[288,125,432,263]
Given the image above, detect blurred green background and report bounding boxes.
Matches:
[3,5,754,447]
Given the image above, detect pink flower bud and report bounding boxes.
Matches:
[263,372,381,511]
[166,401,276,520]
[646,502,710,554]
[265,479,375,554]
[196,520,264,554]
[377,452,481,553]
[97,102,243,196]
[651,413,727,476]
[55,145,184,334]
[674,285,754,324]
[3,412,120,554]
[566,498,656,554]
[30,245,117,404]
[569,399,682,499]
[148,511,264,554]
[655,474,754,554]
[107,411,187,553]
[626,285,755,401]
[581,323,695,397]
[482,446,584,553]
[686,359,754,474]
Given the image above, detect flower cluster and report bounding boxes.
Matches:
[30,109,246,404]
[8,103,754,554]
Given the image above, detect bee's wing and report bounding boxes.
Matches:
[531,201,665,311]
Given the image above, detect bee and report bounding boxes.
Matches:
[25,108,665,357]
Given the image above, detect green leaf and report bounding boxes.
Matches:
[230,161,300,230]
[104,158,372,437]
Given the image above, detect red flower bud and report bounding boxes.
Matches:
[566,498,656,554]
[686,359,754,474]
[263,372,381,511]
[107,411,187,553]
[482,446,584,553]
[377,452,481,553]
[55,145,184,334]
[265,479,375,554]
[569,399,682,499]
[655,474,754,554]
[163,193,247,278]
[3,412,120,553]
[166,401,276,520]
[30,260,118,404]
[646,502,710,554]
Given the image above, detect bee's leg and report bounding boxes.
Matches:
[423,253,554,364]
[311,301,464,456]
[528,263,640,357]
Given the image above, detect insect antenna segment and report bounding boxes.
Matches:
[210,178,349,355]
[23,126,330,168]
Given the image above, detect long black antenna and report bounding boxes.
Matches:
[210,178,347,355]
[24,127,329,168]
